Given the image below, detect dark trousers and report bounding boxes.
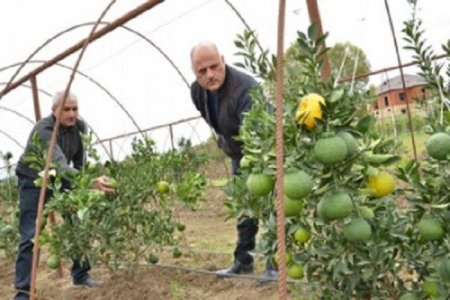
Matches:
[15,174,90,300]
[231,159,276,270]
[231,159,259,265]
[234,216,258,265]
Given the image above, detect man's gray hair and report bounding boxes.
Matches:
[52,90,77,108]
[190,41,220,60]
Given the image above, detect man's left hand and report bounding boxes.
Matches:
[91,175,116,194]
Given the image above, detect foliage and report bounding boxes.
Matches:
[376,114,427,137]
[27,133,207,275]
[395,1,450,298]
[0,151,19,260]
[328,42,371,89]
[402,0,450,131]
[226,16,448,298]
[234,30,276,82]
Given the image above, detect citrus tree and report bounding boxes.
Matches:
[394,1,450,298]
[0,151,19,260]
[29,133,207,275]
[224,23,450,299]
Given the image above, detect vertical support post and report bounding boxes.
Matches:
[275,0,288,299]
[383,0,418,160]
[305,0,331,81]
[30,76,42,121]
[109,140,114,160]
[29,76,64,279]
[169,124,175,150]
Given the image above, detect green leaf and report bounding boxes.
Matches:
[77,207,88,221]
[356,115,375,134]
[329,89,345,103]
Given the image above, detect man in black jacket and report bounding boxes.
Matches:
[14,91,114,300]
[190,42,277,282]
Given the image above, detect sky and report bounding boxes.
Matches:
[0,0,449,175]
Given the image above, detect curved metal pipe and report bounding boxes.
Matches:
[0,106,35,125]
[0,82,111,159]
[1,21,190,96]
[1,61,143,137]
[223,0,266,54]
[0,129,25,149]
[0,81,52,97]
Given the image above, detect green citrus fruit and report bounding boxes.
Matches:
[156,180,170,194]
[343,218,372,242]
[284,196,303,217]
[176,223,186,232]
[294,228,311,243]
[367,171,395,198]
[273,251,292,267]
[399,292,417,300]
[317,192,353,221]
[417,216,444,242]
[283,170,313,199]
[314,136,348,165]
[287,263,304,280]
[422,280,440,297]
[295,93,325,129]
[47,255,61,269]
[246,174,274,196]
[172,247,182,258]
[425,132,450,160]
[147,253,159,265]
[337,131,359,158]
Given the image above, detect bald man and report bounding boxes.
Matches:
[190,42,277,283]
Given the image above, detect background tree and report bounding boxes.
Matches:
[285,40,371,93]
[328,42,371,89]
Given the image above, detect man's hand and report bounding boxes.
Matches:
[91,175,116,194]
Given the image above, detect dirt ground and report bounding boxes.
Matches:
[0,159,294,300]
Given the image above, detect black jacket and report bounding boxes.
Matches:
[16,115,87,179]
[191,65,257,161]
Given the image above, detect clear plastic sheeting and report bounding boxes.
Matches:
[1,0,449,172]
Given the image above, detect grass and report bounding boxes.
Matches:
[380,130,428,169]
[209,178,229,187]
[169,280,185,300]
[396,131,428,157]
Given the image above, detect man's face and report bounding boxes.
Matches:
[191,46,226,92]
[53,100,78,127]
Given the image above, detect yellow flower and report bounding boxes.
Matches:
[295,93,325,129]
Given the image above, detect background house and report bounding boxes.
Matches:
[373,74,429,117]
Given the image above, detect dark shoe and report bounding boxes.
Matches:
[216,261,254,277]
[74,277,103,288]
[13,293,29,300]
[257,269,278,285]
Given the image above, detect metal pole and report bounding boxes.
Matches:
[0,0,164,99]
[30,76,42,121]
[384,0,418,160]
[169,124,175,150]
[30,76,64,278]
[305,0,331,81]
[109,140,114,160]
[275,0,288,299]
